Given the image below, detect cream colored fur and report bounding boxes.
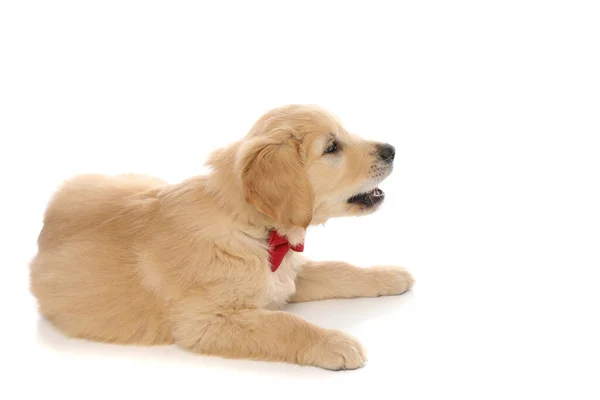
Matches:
[29,104,414,370]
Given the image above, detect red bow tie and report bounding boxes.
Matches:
[267,230,304,272]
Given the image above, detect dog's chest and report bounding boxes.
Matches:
[261,251,305,310]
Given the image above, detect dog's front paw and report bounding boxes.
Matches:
[300,330,367,371]
[369,266,415,296]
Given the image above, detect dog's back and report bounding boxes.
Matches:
[37,174,162,243]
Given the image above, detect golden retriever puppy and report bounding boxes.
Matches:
[29,104,414,370]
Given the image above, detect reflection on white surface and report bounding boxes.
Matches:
[34,292,415,375]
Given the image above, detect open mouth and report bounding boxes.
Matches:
[347,188,385,207]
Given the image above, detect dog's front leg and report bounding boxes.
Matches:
[171,294,367,370]
[290,261,414,303]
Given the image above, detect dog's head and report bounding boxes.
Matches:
[235,105,395,228]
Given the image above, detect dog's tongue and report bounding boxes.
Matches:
[369,188,384,200]
[348,187,385,205]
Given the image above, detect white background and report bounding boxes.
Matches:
[1,1,599,399]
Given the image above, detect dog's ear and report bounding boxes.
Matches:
[238,136,313,228]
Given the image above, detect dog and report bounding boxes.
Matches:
[29,104,414,370]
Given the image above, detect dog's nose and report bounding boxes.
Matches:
[377,143,395,162]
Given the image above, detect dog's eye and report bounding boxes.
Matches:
[324,141,339,154]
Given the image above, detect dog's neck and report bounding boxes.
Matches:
[269,226,306,246]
